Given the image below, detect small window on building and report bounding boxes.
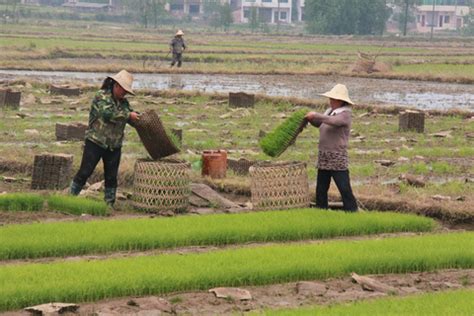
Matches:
[280,11,287,20]
[170,4,184,11]
[444,15,450,23]
[189,4,199,14]
[243,9,250,18]
[262,0,272,2]
[416,15,420,23]
[279,0,288,3]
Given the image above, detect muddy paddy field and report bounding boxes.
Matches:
[1,20,474,315]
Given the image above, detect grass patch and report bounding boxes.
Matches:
[260,109,308,157]
[0,209,435,260]
[0,232,472,311]
[46,195,108,216]
[260,289,474,315]
[0,193,43,212]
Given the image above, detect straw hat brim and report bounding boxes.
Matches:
[319,91,354,105]
[108,75,135,96]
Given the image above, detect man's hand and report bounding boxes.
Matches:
[129,111,140,123]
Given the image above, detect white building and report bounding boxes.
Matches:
[415,2,470,32]
[240,0,292,24]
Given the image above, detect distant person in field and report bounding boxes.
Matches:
[304,84,358,212]
[70,70,140,207]
[170,29,186,68]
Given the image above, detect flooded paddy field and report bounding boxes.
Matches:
[1,70,473,111]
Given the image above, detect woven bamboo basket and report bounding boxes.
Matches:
[249,161,309,210]
[134,110,180,160]
[132,159,191,213]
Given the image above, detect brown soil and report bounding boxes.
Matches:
[4,269,473,315]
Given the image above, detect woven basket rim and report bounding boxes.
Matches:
[136,158,190,166]
[250,161,306,170]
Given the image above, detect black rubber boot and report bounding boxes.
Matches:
[70,181,83,196]
[104,187,117,207]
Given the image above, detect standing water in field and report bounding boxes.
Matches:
[0,70,473,111]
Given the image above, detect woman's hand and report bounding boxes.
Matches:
[129,111,140,122]
[305,112,318,121]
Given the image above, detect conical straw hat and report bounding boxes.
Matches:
[108,70,135,95]
[320,84,353,105]
[176,29,184,36]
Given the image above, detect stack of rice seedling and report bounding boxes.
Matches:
[259,109,308,157]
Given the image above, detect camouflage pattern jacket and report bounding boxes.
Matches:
[85,89,133,150]
[170,37,186,54]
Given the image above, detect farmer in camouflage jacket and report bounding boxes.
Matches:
[70,70,140,207]
[170,30,186,68]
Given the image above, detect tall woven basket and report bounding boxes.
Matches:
[249,161,310,210]
[132,159,191,213]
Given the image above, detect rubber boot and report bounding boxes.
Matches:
[70,181,83,196]
[104,187,117,207]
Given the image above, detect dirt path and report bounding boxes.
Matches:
[4,269,473,315]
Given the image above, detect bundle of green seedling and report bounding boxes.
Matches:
[0,232,472,311]
[0,193,107,216]
[0,193,44,212]
[0,209,435,260]
[260,109,308,157]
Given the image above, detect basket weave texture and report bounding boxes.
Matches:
[132,159,190,212]
[31,153,73,190]
[134,110,180,160]
[249,161,309,210]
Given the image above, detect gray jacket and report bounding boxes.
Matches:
[309,106,352,153]
[170,37,186,54]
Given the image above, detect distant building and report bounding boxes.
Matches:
[295,0,304,22]
[62,1,110,12]
[415,0,470,32]
[240,0,292,24]
[165,0,206,18]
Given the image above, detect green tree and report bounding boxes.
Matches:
[462,9,474,35]
[1,0,21,24]
[220,3,233,31]
[305,0,390,35]
[249,6,259,32]
[203,0,233,30]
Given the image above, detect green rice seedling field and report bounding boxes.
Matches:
[0,232,472,311]
[0,209,435,260]
[260,289,474,315]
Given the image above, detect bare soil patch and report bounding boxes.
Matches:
[4,269,472,315]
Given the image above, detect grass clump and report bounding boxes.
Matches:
[0,209,435,260]
[260,289,474,315]
[260,109,308,157]
[47,195,108,216]
[0,232,472,311]
[0,193,44,212]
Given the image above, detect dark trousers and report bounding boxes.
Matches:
[316,169,358,212]
[73,139,121,189]
[171,53,183,67]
